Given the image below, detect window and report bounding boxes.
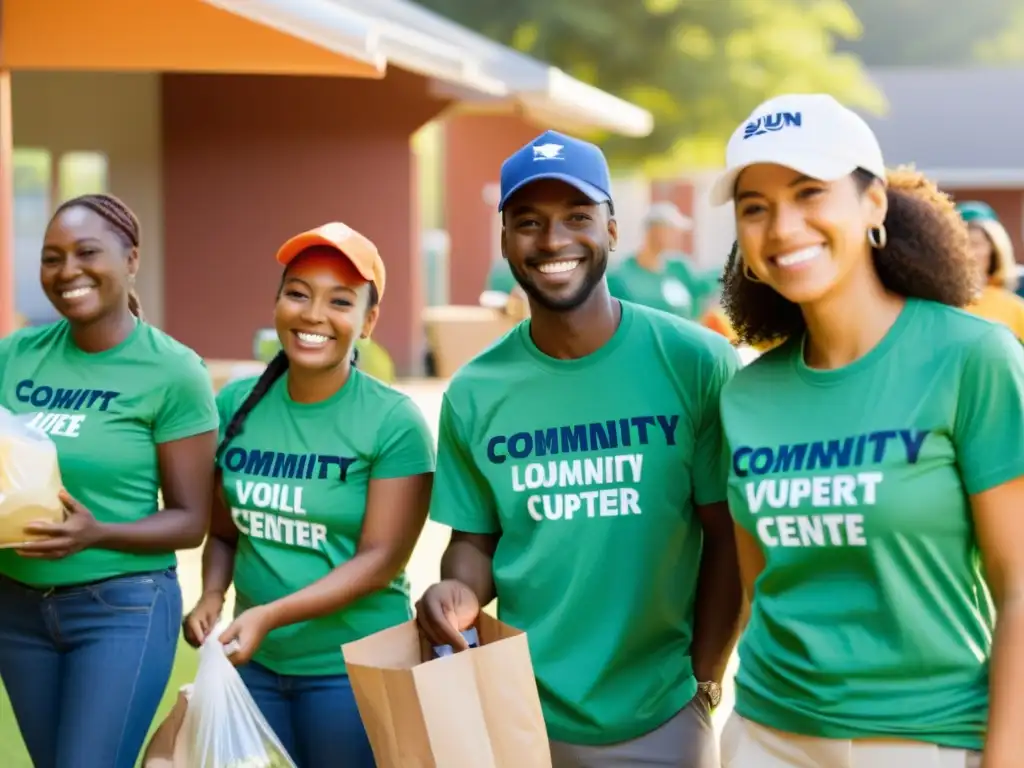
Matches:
[58,151,109,203]
[13,148,52,325]
[12,149,109,324]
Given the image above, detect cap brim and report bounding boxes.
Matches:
[275,234,375,282]
[709,153,858,207]
[499,173,610,211]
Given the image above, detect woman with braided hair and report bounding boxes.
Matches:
[0,193,218,767]
[182,223,435,768]
[712,95,1024,766]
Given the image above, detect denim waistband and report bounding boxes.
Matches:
[0,567,177,598]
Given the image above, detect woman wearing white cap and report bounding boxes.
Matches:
[712,93,1024,766]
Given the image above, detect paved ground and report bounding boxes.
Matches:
[176,378,738,732]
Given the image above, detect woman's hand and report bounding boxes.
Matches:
[183,591,226,648]
[218,605,277,666]
[16,490,105,559]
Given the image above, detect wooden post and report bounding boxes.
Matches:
[0,0,14,337]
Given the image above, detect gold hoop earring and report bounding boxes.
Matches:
[867,225,887,250]
[743,263,763,283]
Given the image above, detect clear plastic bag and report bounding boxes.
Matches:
[178,626,297,768]
[0,406,64,548]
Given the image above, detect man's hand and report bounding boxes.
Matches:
[415,579,481,651]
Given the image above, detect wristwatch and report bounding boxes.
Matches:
[697,681,722,710]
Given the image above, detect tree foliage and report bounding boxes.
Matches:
[417,0,884,170]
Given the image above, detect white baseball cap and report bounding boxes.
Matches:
[709,93,886,207]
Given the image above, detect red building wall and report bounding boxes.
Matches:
[443,113,544,305]
[161,69,450,373]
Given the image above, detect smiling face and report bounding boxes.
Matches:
[40,205,138,324]
[733,164,887,305]
[501,179,617,312]
[274,246,379,372]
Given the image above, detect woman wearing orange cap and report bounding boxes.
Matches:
[182,223,436,767]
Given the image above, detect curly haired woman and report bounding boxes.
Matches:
[713,94,1024,768]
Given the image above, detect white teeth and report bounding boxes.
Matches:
[61,287,94,299]
[776,246,825,268]
[296,332,330,346]
[538,260,581,274]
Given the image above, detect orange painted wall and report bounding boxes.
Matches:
[2,0,382,77]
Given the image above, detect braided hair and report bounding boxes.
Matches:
[51,193,144,320]
[215,280,380,462]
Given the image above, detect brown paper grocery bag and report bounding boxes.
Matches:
[142,688,190,768]
[342,613,551,767]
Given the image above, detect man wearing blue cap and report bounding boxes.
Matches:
[417,130,741,767]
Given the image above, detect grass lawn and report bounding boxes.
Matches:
[0,637,200,768]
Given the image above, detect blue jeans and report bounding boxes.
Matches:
[238,660,375,768]
[0,568,181,768]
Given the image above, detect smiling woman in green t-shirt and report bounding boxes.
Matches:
[182,223,435,768]
[0,194,219,768]
[711,94,1024,767]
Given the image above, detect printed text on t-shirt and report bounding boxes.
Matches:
[732,429,928,548]
[14,379,120,438]
[486,415,679,522]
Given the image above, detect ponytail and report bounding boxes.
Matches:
[128,289,144,320]
[215,351,289,463]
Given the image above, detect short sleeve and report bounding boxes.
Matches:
[154,356,219,443]
[954,326,1024,495]
[215,377,258,442]
[0,332,17,408]
[692,343,740,505]
[371,397,437,479]
[428,394,501,534]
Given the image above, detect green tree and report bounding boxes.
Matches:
[418,0,884,170]
[973,1,1024,61]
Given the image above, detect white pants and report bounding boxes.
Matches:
[721,713,982,768]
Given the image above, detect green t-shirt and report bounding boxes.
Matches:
[606,256,720,321]
[428,301,739,744]
[217,369,436,676]
[0,320,218,587]
[721,298,1024,750]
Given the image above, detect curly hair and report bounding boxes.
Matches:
[721,167,977,346]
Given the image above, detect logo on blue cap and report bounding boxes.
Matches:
[499,130,612,211]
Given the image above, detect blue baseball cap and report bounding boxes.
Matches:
[498,130,612,211]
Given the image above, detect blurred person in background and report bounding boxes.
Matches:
[483,254,519,297]
[183,223,435,768]
[417,130,741,768]
[0,194,218,768]
[715,93,1024,767]
[607,201,716,320]
[957,201,1024,340]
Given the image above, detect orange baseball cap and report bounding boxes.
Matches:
[275,222,386,301]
